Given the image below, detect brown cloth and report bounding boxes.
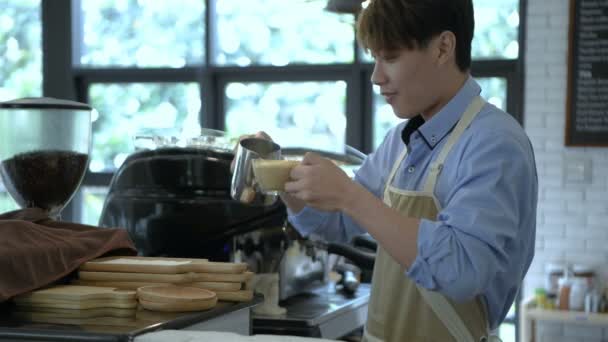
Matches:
[0,208,136,302]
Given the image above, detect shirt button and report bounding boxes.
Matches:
[430,135,437,143]
[408,166,415,173]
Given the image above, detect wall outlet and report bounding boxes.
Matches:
[562,157,592,185]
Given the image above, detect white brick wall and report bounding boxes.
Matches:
[524,0,608,339]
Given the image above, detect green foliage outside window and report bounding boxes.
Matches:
[0,0,41,212]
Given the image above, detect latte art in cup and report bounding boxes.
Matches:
[252,159,300,192]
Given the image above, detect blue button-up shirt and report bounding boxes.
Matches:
[288,77,537,329]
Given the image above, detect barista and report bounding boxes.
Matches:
[237,0,537,341]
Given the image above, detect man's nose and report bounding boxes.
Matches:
[370,62,386,86]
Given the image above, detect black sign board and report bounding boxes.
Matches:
[566,0,608,146]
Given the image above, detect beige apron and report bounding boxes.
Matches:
[363,96,500,342]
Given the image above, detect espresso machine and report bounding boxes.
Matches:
[98,131,375,339]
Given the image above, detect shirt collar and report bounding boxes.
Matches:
[401,76,481,149]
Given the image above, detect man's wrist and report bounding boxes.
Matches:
[340,181,364,215]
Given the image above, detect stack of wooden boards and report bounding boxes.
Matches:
[74,256,255,306]
[12,256,255,323]
[12,285,138,325]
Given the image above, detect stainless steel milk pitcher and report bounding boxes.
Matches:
[231,137,281,206]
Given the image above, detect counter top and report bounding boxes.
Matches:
[0,295,262,342]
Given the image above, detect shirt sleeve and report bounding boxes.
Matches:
[406,130,537,302]
[288,125,402,243]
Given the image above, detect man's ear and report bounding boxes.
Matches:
[435,31,456,67]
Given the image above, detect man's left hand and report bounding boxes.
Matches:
[284,152,354,212]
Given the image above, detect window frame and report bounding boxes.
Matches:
[41,0,526,340]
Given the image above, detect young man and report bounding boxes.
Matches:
[249,0,537,341]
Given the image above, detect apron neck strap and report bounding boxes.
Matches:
[383,146,409,202]
[423,96,486,193]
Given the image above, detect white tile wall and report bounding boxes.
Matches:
[524,0,608,339]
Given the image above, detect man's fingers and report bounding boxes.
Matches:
[255,131,272,141]
[301,152,323,165]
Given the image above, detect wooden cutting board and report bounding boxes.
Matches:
[137,286,216,304]
[14,285,136,302]
[187,281,242,292]
[72,279,242,292]
[215,290,254,302]
[191,271,254,283]
[13,285,137,310]
[14,297,138,310]
[78,271,193,283]
[13,306,136,318]
[80,256,246,274]
[72,279,167,290]
[12,311,138,327]
[79,270,254,284]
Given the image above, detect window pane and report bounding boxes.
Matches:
[473,0,519,59]
[358,0,519,62]
[80,0,205,67]
[499,322,515,342]
[0,0,42,101]
[88,83,201,172]
[214,0,354,66]
[224,81,347,154]
[372,85,405,149]
[372,77,507,150]
[0,0,41,212]
[476,77,507,111]
[79,186,108,226]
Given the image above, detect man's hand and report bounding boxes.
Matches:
[284,152,354,212]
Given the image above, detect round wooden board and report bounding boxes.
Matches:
[139,297,217,312]
[137,285,216,304]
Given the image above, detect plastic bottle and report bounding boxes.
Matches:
[535,288,548,309]
[557,268,573,311]
[544,262,565,296]
[569,277,589,311]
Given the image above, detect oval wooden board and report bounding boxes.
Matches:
[139,297,217,312]
[137,286,216,304]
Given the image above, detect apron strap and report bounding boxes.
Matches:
[383,146,409,207]
[416,96,497,342]
[418,287,477,342]
[423,96,486,193]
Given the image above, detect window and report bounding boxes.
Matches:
[87,82,201,172]
[66,0,524,236]
[0,0,42,213]
[79,0,205,67]
[224,81,347,153]
[214,0,354,66]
